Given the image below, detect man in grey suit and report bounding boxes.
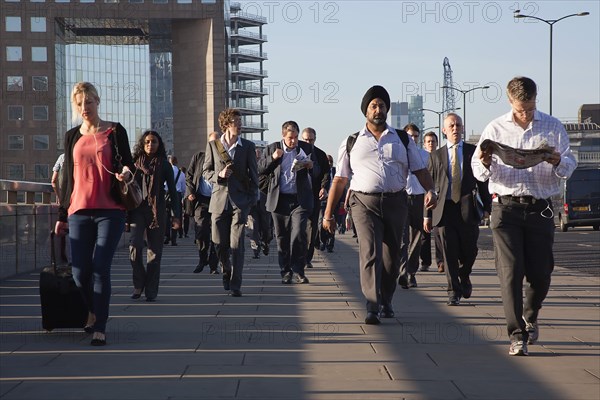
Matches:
[203,109,259,297]
[259,121,314,284]
[425,113,491,306]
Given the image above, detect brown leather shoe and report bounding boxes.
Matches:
[437,262,445,273]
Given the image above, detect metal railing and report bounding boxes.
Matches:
[0,180,57,278]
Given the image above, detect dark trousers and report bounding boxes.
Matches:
[400,194,425,277]
[438,200,479,296]
[420,226,444,266]
[318,201,336,250]
[257,193,273,247]
[212,205,248,291]
[491,199,555,342]
[305,198,321,263]
[193,195,217,271]
[351,191,407,313]
[272,194,310,277]
[129,202,167,299]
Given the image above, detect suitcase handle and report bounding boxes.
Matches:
[50,231,57,274]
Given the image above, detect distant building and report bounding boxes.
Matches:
[0,0,268,182]
[408,95,424,132]
[390,101,409,130]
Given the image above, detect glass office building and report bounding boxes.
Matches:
[1,0,268,182]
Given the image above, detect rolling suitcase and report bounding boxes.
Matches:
[39,232,88,331]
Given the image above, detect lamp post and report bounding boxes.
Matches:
[441,85,489,142]
[419,108,460,140]
[513,10,589,116]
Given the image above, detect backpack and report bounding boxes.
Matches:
[346,128,411,168]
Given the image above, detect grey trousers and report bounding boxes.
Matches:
[212,205,248,292]
[491,200,555,342]
[129,201,167,299]
[351,191,408,313]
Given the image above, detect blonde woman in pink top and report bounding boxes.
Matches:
[54,82,134,346]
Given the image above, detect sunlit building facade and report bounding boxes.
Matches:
[1,0,268,182]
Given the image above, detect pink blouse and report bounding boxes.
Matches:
[68,128,125,215]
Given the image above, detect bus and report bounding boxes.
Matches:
[558,165,600,232]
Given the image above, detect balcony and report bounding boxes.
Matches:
[231,29,267,45]
[231,48,268,62]
[241,121,268,133]
[231,82,268,97]
[232,101,268,114]
[231,65,268,80]
[230,11,267,27]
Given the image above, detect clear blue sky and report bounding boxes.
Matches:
[240,0,600,160]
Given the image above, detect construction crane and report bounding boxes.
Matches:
[442,57,456,114]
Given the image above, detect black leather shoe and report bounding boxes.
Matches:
[447,294,460,306]
[210,269,219,275]
[295,274,309,284]
[409,274,418,288]
[223,278,230,291]
[398,274,409,289]
[193,264,205,274]
[252,249,260,259]
[130,292,142,300]
[461,278,473,299]
[281,272,292,284]
[262,243,269,256]
[230,289,242,297]
[380,304,395,318]
[145,297,156,302]
[365,312,381,325]
[306,262,313,269]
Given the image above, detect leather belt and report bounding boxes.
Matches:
[354,190,405,197]
[498,195,544,205]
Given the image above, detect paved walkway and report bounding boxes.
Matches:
[0,228,599,399]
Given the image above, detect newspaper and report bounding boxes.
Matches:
[291,150,311,172]
[480,139,555,169]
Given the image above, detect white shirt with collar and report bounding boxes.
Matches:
[406,148,429,195]
[472,110,577,199]
[336,124,426,193]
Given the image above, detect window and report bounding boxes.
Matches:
[153,0,168,3]
[30,17,46,32]
[33,106,49,120]
[7,46,22,61]
[8,135,24,150]
[8,105,24,120]
[7,76,23,91]
[31,46,47,62]
[33,135,49,150]
[32,76,48,91]
[5,16,21,32]
[7,164,25,180]
[34,164,50,180]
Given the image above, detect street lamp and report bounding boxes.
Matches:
[441,85,489,142]
[419,107,460,139]
[513,10,589,115]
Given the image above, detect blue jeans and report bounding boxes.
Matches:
[68,209,126,333]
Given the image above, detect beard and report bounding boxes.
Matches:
[368,114,386,127]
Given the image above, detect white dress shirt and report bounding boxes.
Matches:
[472,110,577,199]
[336,124,427,193]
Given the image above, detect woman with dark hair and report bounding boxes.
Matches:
[55,82,134,346]
[129,130,181,302]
